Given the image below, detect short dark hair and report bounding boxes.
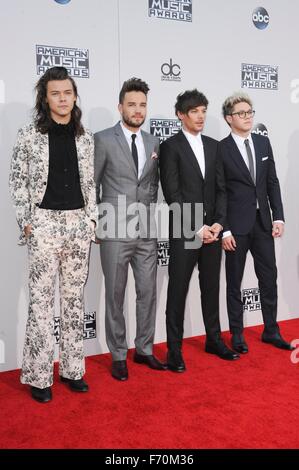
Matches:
[175,89,208,116]
[119,77,149,104]
[34,66,84,136]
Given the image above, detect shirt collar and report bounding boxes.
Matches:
[182,128,203,145]
[120,121,142,140]
[50,119,74,135]
[231,131,253,147]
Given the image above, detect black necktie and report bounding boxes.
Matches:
[131,134,138,174]
[244,139,255,183]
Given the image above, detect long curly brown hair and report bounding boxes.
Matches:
[34,66,84,136]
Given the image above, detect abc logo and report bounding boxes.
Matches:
[252,123,268,137]
[54,0,71,4]
[252,7,269,30]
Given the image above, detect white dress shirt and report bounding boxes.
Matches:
[231,132,256,179]
[182,128,205,178]
[120,121,147,179]
[181,128,207,236]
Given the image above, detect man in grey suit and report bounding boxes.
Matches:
[94,78,166,380]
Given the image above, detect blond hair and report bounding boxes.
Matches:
[222,92,253,119]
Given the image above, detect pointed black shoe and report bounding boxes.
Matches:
[60,376,89,392]
[205,340,240,360]
[31,386,52,403]
[133,352,167,370]
[262,334,295,351]
[111,360,128,381]
[231,333,249,354]
[167,350,186,372]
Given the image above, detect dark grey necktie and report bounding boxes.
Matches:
[131,134,138,173]
[244,139,255,183]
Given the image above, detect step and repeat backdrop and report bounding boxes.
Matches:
[1,0,298,371]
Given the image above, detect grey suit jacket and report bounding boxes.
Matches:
[94,122,160,240]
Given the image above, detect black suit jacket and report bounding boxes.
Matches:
[159,130,226,238]
[219,133,284,235]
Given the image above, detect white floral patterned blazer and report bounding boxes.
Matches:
[9,123,97,245]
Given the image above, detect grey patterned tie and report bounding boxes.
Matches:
[244,139,255,183]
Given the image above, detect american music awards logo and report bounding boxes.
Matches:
[241,63,278,90]
[54,317,60,344]
[150,119,181,143]
[242,288,261,312]
[54,312,96,344]
[157,240,170,266]
[148,0,192,22]
[83,312,97,340]
[36,45,89,78]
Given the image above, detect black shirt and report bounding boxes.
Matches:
[40,120,85,210]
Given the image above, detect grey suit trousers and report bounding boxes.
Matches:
[100,238,157,360]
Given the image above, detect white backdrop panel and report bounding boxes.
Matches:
[1,0,298,372]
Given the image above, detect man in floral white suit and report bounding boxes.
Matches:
[9,66,97,403]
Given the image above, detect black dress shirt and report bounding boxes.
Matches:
[40,120,84,210]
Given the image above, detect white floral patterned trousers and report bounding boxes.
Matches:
[21,208,93,389]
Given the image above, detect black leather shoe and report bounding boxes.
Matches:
[133,352,167,370]
[205,340,240,360]
[262,334,295,350]
[60,376,89,392]
[167,350,186,372]
[31,386,52,403]
[112,360,128,381]
[231,333,249,354]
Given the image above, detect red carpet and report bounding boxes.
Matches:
[0,319,298,449]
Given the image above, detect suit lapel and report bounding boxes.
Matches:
[227,134,254,185]
[177,131,204,180]
[38,131,50,177]
[202,135,213,181]
[75,134,85,187]
[114,122,137,177]
[139,130,152,180]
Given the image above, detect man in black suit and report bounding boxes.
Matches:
[220,92,293,353]
[160,90,239,372]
